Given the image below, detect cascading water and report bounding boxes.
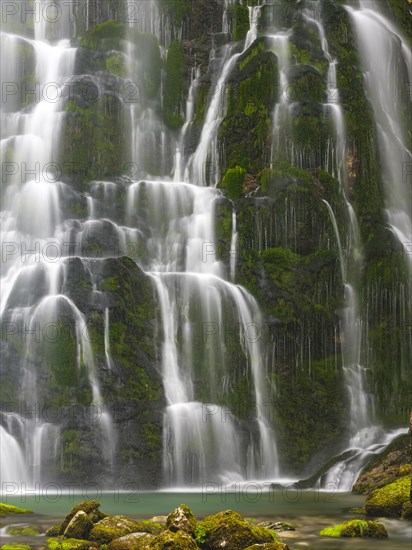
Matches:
[1,0,116,486]
[348,0,412,273]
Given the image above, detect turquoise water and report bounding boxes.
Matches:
[1,491,411,549]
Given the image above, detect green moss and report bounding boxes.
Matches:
[105,54,125,77]
[80,20,126,50]
[1,545,32,550]
[9,527,40,536]
[320,519,388,538]
[163,40,185,130]
[233,2,250,42]
[128,31,161,98]
[160,0,192,28]
[46,538,91,550]
[365,476,411,518]
[219,166,246,199]
[0,503,32,517]
[197,510,276,549]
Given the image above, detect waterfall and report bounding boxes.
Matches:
[1,1,117,485]
[348,1,412,274]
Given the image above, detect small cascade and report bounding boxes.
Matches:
[230,207,238,282]
[348,1,412,274]
[185,5,262,186]
[126,179,278,485]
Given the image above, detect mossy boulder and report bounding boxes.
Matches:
[64,511,93,540]
[166,504,196,536]
[195,510,275,549]
[1,545,32,550]
[107,532,155,550]
[89,515,152,544]
[46,538,95,550]
[319,519,388,538]
[0,503,32,517]
[148,530,198,549]
[8,527,40,536]
[365,476,411,518]
[46,501,105,537]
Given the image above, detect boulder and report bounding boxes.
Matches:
[257,521,295,531]
[365,476,411,518]
[194,510,276,549]
[46,501,105,536]
[319,519,388,537]
[166,504,196,535]
[89,515,152,544]
[46,537,97,550]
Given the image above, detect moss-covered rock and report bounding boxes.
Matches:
[1,545,32,550]
[46,538,95,550]
[166,504,196,536]
[80,20,126,50]
[195,510,275,549]
[233,2,250,42]
[0,503,32,517]
[8,527,40,536]
[148,529,198,549]
[46,501,105,537]
[163,40,185,130]
[219,166,246,199]
[89,515,154,544]
[365,476,411,518]
[107,532,155,550]
[319,519,388,538]
[64,511,93,540]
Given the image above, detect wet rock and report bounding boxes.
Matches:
[319,519,388,537]
[194,510,275,549]
[244,543,289,550]
[89,515,152,544]
[257,521,295,531]
[107,532,155,550]
[166,504,196,535]
[365,476,411,518]
[64,511,93,540]
[353,434,410,494]
[148,529,198,549]
[0,503,32,517]
[46,501,105,537]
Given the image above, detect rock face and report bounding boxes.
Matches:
[353,434,410,494]
[365,476,411,518]
[319,519,388,538]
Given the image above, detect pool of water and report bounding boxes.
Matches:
[1,490,411,549]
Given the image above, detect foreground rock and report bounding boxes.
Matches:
[107,532,155,550]
[166,504,196,535]
[45,502,289,550]
[194,510,279,549]
[46,501,106,536]
[89,515,157,544]
[0,503,32,517]
[320,519,388,538]
[365,476,411,518]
